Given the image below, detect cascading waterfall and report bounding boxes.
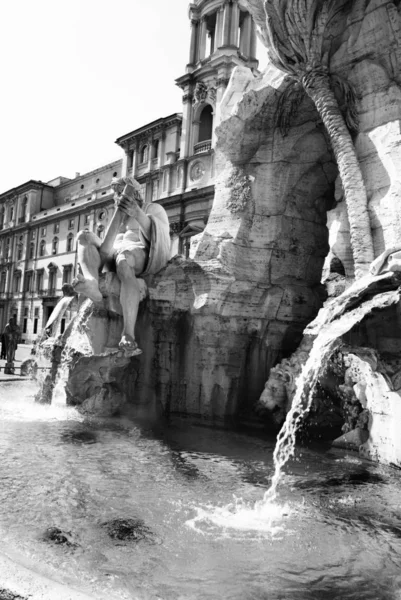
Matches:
[262,282,401,503]
[189,278,401,533]
[49,298,94,407]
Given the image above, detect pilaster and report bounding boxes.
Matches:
[180,93,194,159]
[240,13,252,56]
[189,19,198,65]
[250,20,257,59]
[215,6,224,49]
[230,1,240,47]
[198,17,207,61]
[222,2,231,46]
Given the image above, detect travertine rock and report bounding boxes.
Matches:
[48,1,401,442]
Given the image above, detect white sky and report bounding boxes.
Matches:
[0,0,267,194]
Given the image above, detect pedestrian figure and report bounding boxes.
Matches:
[0,333,7,360]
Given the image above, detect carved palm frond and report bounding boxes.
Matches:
[245,0,374,277]
[276,82,305,136]
[331,75,360,132]
[263,0,338,75]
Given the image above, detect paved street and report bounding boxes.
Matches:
[0,343,34,382]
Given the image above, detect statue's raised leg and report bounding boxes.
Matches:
[72,231,103,303]
[115,249,146,355]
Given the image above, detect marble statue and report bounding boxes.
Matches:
[369,246,401,277]
[72,176,170,355]
[3,317,20,374]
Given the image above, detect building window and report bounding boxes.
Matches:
[36,270,43,293]
[0,272,6,293]
[30,230,36,240]
[84,214,90,226]
[24,271,33,293]
[33,307,39,334]
[53,223,60,234]
[140,183,146,200]
[0,206,4,229]
[13,273,21,293]
[48,266,57,293]
[23,307,29,333]
[205,11,217,56]
[52,237,59,255]
[66,234,74,252]
[68,218,75,230]
[152,179,159,202]
[80,184,84,190]
[98,210,106,221]
[153,139,159,159]
[62,265,73,284]
[41,227,46,237]
[20,196,28,223]
[198,104,213,143]
[141,145,149,164]
[9,205,14,222]
[97,225,105,239]
[5,238,10,260]
[39,240,46,257]
[29,242,35,259]
[17,243,23,261]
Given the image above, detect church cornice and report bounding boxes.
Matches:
[115,113,183,148]
[0,180,53,203]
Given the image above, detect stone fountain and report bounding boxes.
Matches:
[37,0,401,467]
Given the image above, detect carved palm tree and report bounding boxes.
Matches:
[246,0,374,278]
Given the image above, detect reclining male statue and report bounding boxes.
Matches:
[72,176,171,356]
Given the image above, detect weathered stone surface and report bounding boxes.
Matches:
[44,1,401,449]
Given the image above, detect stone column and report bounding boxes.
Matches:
[121,145,130,176]
[240,13,252,56]
[159,131,166,167]
[250,20,257,59]
[230,1,240,47]
[198,17,207,61]
[147,136,153,172]
[180,93,193,159]
[222,2,231,46]
[132,140,139,176]
[188,19,198,64]
[215,7,223,49]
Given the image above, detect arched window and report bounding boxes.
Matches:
[52,237,59,255]
[21,196,28,223]
[17,243,23,261]
[198,105,213,143]
[97,225,105,240]
[67,233,74,252]
[153,139,159,159]
[9,205,14,222]
[5,238,10,260]
[141,145,149,164]
[39,240,46,257]
[29,242,35,260]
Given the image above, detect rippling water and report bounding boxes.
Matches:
[1,381,401,599]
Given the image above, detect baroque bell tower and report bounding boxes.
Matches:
[176,0,259,160]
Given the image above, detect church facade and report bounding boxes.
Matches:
[0,0,258,341]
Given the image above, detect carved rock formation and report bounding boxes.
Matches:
[258,272,401,466]
[42,1,401,452]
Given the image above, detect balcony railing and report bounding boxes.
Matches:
[193,140,212,155]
